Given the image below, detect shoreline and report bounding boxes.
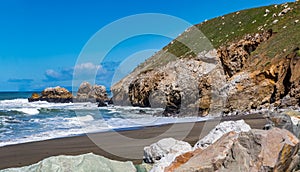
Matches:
[0,114,268,170]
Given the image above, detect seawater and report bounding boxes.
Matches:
[0,92,212,147]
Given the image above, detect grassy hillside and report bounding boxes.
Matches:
[133,1,300,73]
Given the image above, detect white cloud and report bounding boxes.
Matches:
[44,62,106,81]
[45,69,61,78]
[74,62,105,74]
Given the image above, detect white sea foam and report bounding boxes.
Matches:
[12,108,40,115]
[0,98,214,147]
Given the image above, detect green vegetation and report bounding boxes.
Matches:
[297,50,300,56]
[132,1,300,73]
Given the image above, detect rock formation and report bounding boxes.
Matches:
[113,49,227,117]
[166,128,300,172]
[110,1,300,116]
[28,82,109,104]
[28,86,73,103]
[0,153,136,172]
[74,81,109,104]
[112,28,300,117]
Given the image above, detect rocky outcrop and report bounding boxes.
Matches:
[0,153,136,172]
[166,128,300,172]
[28,86,73,103]
[75,81,109,104]
[114,49,227,117]
[112,31,278,116]
[218,29,273,77]
[28,82,109,104]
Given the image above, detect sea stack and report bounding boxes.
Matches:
[28,86,73,103]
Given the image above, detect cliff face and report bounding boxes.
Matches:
[112,2,300,116]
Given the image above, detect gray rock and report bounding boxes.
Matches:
[0,153,136,172]
[144,138,192,164]
[194,120,251,149]
[143,138,192,172]
[264,112,294,133]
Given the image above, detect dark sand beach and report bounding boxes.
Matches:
[0,114,268,170]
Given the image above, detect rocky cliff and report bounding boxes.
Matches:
[112,2,300,117]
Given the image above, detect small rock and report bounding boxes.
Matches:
[295,20,299,24]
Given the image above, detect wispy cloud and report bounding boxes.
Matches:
[44,62,106,82]
[7,78,34,83]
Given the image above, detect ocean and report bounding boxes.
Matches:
[0,92,212,147]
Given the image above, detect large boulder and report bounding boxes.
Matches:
[0,153,136,172]
[143,138,192,172]
[75,81,109,104]
[28,86,73,103]
[166,128,300,172]
[194,120,251,149]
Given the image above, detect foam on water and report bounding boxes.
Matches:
[0,97,213,147]
[11,108,40,115]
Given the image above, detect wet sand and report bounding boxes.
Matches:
[0,114,267,170]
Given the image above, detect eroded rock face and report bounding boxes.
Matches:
[28,86,73,103]
[167,128,300,172]
[218,30,273,77]
[117,50,226,117]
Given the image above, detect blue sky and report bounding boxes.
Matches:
[0,0,294,91]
